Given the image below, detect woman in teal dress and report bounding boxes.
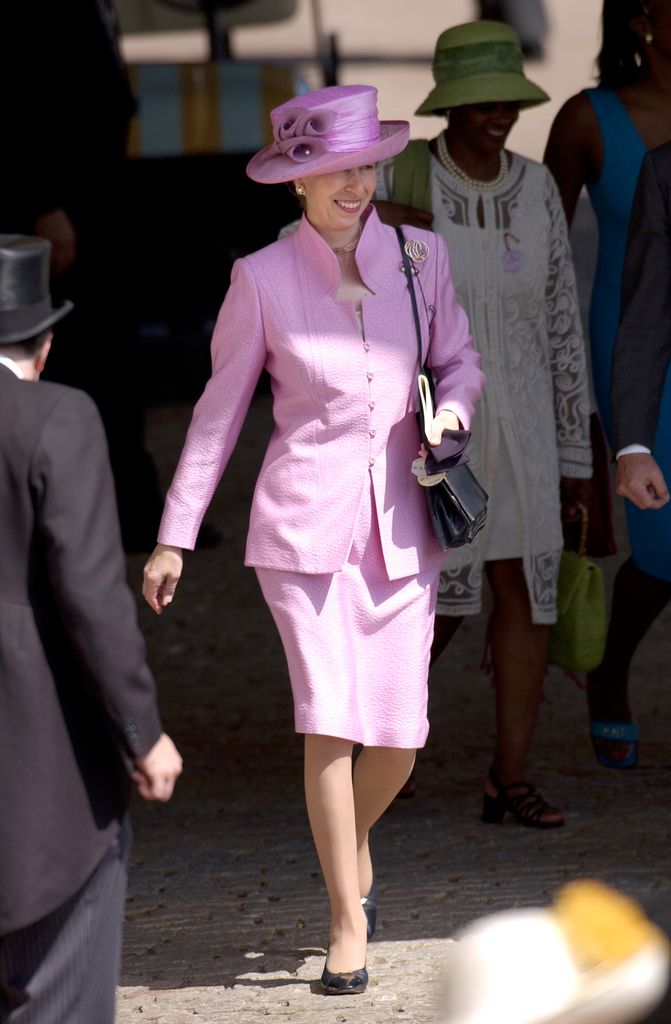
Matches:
[545,0,671,767]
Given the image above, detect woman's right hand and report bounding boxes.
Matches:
[373,199,434,230]
[142,544,183,615]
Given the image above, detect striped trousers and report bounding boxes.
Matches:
[0,820,130,1024]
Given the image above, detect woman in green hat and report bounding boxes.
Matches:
[376,20,593,827]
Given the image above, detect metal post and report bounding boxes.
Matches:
[308,0,338,85]
[324,31,338,86]
[201,0,231,60]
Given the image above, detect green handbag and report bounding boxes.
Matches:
[548,505,607,673]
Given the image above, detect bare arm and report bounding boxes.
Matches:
[373,158,434,230]
[34,208,77,276]
[544,92,602,227]
[373,199,434,230]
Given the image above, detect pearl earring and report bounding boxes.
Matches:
[645,30,654,43]
[295,183,306,196]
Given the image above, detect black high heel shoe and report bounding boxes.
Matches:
[361,877,378,940]
[321,964,368,995]
[481,766,565,829]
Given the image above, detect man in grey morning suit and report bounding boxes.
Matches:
[0,236,183,1022]
[612,144,671,513]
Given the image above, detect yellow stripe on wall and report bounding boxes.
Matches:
[181,63,220,155]
[261,67,299,146]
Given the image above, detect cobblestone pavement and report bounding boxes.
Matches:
[116,388,671,1023]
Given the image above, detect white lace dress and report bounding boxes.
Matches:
[377,153,592,624]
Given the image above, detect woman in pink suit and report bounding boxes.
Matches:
[143,84,483,995]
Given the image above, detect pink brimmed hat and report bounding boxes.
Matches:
[246,84,409,184]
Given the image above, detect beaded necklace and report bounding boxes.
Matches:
[332,230,362,256]
[436,132,510,192]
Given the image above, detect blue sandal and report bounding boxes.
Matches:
[590,721,639,769]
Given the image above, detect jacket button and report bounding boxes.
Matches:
[367,372,374,381]
[369,457,375,466]
[369,429,376,437]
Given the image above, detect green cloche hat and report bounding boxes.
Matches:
[415,20,549,116]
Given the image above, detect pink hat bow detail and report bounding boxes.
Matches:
[273,109,336,162]
[247,85,409,184]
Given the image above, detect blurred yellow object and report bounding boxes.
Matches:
[554,880,668,970]
[438,879,670,1024]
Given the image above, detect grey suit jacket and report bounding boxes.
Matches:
[612,142,671,453]
[0,366,162,935]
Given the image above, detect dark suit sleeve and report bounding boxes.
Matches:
[30,388,162,759]
[612,148,671,452]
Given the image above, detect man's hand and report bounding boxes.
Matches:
[34,208,77,276]
[616,453,670,510]
[142,544,183,614]
[132,733,182,801]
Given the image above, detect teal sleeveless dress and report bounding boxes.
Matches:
[586,87,671,581]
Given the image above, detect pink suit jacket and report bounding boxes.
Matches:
[158,207,484,580]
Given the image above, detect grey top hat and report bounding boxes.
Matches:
[0,235,73,345]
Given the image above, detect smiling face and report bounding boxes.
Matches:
[296,164,377,243]
[447,102,520,158]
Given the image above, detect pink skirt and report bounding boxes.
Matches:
[255,481,438,748]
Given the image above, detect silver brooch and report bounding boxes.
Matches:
[404,239,430,262]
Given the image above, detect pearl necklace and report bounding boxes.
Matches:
[436,132,509,192]
[332,230,361,256]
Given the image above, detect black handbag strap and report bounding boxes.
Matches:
[396,227,436,448]
[395,227,424,375]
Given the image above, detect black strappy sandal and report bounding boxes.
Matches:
[481,766,565,829]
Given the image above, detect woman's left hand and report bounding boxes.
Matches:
[560,476,592,525]
[142,544,184,614]
[427,410,461,447]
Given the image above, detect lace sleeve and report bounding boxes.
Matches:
[544,170,593,479]
[375,158,395,201]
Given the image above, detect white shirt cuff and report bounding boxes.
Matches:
[616,444,652,459]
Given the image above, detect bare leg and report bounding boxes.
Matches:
[587,558,671,762]
[485,558,563,825]
[353,746,416,894]
[303,734,367,973]
[430,612,464,666]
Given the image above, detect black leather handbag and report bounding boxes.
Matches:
[397,228,488,549]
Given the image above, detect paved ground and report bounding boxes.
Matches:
[117,384,671,1024]
[114,4,671,1021]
